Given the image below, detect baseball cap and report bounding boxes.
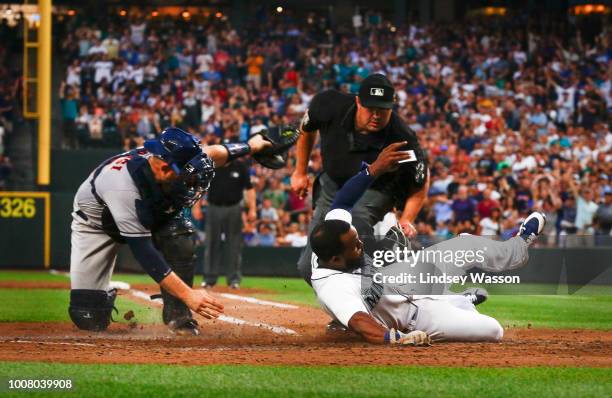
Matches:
[358,73,395,109]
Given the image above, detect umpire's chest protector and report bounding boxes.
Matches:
[126,156,179,231]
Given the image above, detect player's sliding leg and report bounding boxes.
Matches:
[153,214,199,336]
[421,211,546,274]
[410,297,504,342]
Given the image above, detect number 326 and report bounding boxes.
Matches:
[0,198,36,218]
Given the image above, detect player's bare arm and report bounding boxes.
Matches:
[348,312,431,346]
[201,134,273,167]
[159,272,223,319]
[398,169,430,237]
[290,126,317,199]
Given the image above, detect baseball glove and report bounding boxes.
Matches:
[251,125,300,169]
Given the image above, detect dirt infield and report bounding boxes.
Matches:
[4,281,612,367]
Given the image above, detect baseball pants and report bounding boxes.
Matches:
[70,216,120,291]
[385,234,528,341]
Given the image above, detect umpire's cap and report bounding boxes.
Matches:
[358,73,395,109]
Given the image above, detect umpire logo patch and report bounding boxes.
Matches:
[301,111,310,129]
[415,161,425,184]
[370,88,385,96]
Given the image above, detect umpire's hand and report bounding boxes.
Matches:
[290,172,310,199]
[367,142,412,177]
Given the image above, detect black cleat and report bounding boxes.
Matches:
[460,287,489,306]
[168,318,200,336]
[325,319,348,334]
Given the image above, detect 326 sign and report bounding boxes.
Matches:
[0,197,37,218]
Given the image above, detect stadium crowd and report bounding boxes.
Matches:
[0,21,19,190]
[56,11,611,246]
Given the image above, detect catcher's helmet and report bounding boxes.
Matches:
[144,127,215,207]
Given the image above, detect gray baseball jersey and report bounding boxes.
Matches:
[73,151,151,238]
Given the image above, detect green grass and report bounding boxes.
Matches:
[5,289,160,324]
[0,362,610,398]
[0,270,68,282]
[476,294,612,329]
[1,271,611,329]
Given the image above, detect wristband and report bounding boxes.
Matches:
[384,328,402,344]
[222,142,251,162]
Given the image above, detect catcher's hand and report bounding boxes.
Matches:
[249,125,300,169]
[389,328,431,346]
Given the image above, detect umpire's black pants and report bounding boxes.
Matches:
[204,203,243,286]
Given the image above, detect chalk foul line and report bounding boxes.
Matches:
[129,289,298,336]
[218,293,299,309]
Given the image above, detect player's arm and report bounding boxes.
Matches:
[330,142,412,212]
[398,168,430,237]
[200,134,271,167]
[290,125,318,198]
[348,312,430,346]
[125,237,223,319]
[158,272,223,319]
[347,311,387,343]
[245,187,256,221]
[290,91,332,198]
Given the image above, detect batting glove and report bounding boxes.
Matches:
[387,328,431,346]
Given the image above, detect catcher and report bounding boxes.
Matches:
[69,126,299,335]
[309,144,546,345]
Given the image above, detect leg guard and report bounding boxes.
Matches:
[68,289,117,331]
[153,215,197,326]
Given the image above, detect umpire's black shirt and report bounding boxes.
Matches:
[301,90,427,201]
[207,160,253,206]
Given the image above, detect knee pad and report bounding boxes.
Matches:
[68,289,117,331]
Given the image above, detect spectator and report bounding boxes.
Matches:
[452,185,476,222]
[59,82,79,149]
[594,188,612,244]
[279,223,307,247]
[255,223,276,247]
[52,12,610,247]
[260,198,279,225]
[479,207,502,236]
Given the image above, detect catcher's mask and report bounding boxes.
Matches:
[144,127,215,207]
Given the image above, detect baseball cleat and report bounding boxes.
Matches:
[517,211,547,245]
[325,319,348,334]
[460,287,488,306]
[229,282,240,290]
[168,318,200,336]
[201,282,214,289]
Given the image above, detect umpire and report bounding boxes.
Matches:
[202,157,255,289]
[290,73,429,283]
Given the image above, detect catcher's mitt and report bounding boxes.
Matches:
[251,125,300,169]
